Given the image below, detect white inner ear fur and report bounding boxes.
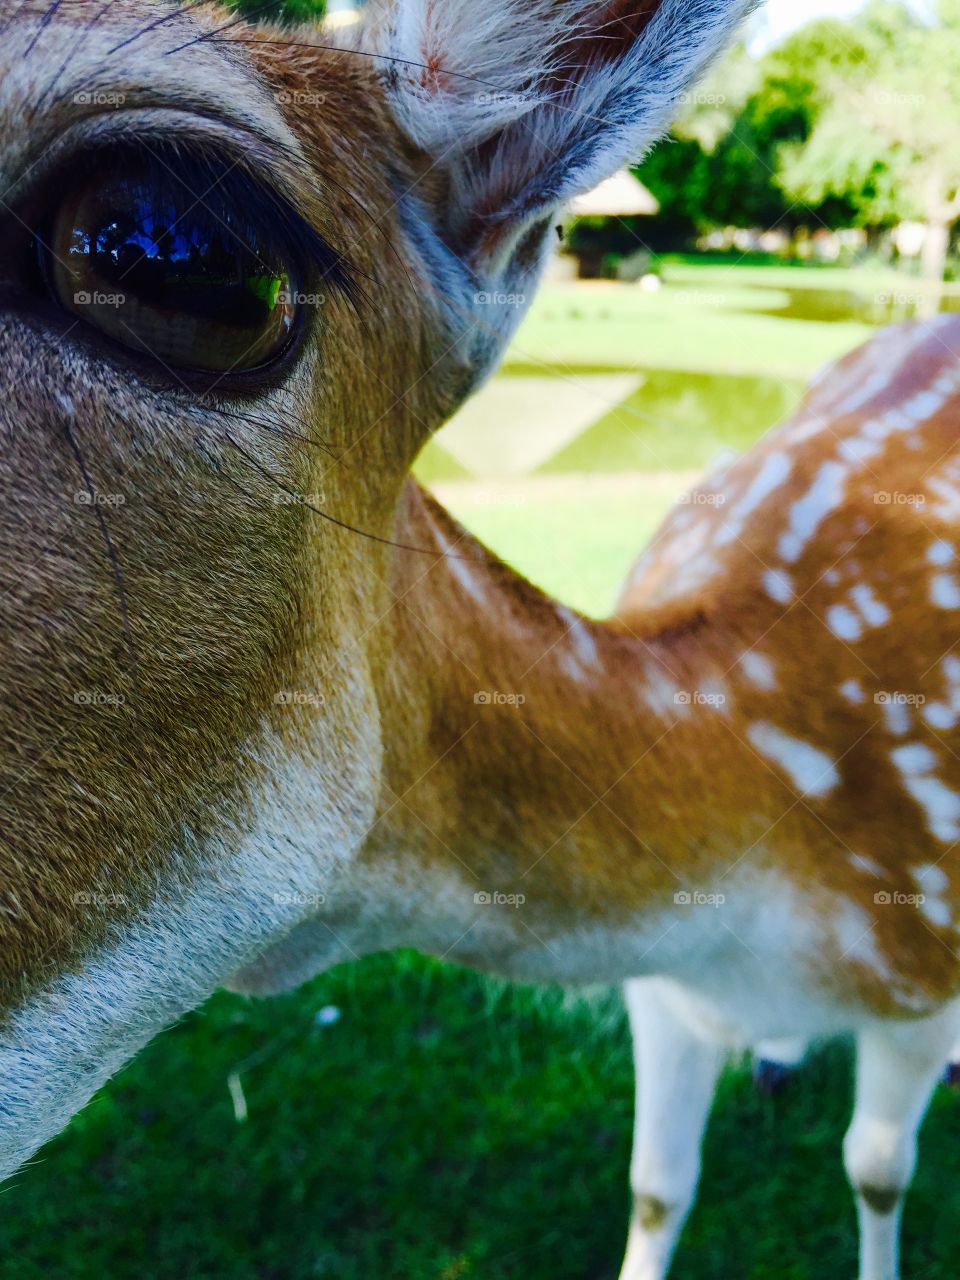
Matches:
[379,0,758,222]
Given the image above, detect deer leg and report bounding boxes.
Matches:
[618,978,726,1280]
[845,1014,958,1280]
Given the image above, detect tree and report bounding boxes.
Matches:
[779,1,960,297]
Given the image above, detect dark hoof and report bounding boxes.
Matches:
[753,1059,795,1096]
[943,1061,960,1090]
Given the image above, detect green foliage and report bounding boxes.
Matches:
[633,0,960,244]
[227,0,325,21]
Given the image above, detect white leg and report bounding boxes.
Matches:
[844,1012,958,1280]
[618,978,726,1280]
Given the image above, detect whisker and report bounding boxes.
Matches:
[1,0,40,38]
[62,419,141,703]
[221,35,539,101]
[36,0,123,112]
[105,0,209,57]
[163,0,289,57]
[224,433,475,562]
[22,0,61,58]
[209,403,342,463]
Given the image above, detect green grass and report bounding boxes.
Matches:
[501,280,872,380]
[434,478,687,616]
[8,261,959,1279]
[4,956,960,1279]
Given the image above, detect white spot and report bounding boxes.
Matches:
[927,540,955,567]
[924,702,958,731]
[904,776,960,844]
[716,452,792,547]
[914,866,952,928]
[850,584,890,628]
[840,679,866,705]
[914,863,949,895]
[891,743,938,776]
[891,745,960,844]
[905,389,945,422]
[778,461,848,564]
[919,896,952,928]
[738,651,777,691]
[931,573,960,609]
[763,569,795,605]
[881,699,912,737]
[849,853,884,877]
[747,722,840,797]
[826,604,863,643]
[839,436,883,464]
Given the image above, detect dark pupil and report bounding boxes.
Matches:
[72,191,288,330]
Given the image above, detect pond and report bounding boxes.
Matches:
[744,283,960,325]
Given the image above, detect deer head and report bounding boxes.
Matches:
[0,0,754,1179]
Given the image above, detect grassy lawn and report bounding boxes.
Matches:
[6,262,960,1279]
[4,959,960,1280]
[499,278,873,380]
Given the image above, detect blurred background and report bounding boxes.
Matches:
[5,3,960,1278]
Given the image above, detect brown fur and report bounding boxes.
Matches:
[1,0,955,1053]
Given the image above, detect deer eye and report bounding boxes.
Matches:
[39,162,302,374]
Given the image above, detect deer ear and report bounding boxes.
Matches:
[378,0,754,314]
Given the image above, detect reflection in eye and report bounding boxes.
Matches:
[43,165,302,373]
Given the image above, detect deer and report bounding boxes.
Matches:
[1,0,959,1277]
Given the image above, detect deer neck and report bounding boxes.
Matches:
[358,480,757,987]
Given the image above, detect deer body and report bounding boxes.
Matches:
[0,2,958,1277]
